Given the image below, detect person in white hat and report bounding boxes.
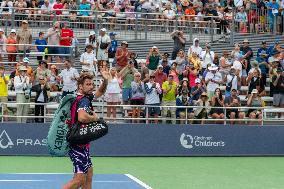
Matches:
[14,65,32,123]
[17,20,32,62]
[205,64,223,100]
[247,88,264,125]
[147,46,162,75]
[6,29,17,71]
[115,41,130,71]
[191,78,207,102]
[97,28,111,69]
[85,31,97,55]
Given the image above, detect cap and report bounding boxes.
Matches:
[100,28,107,32]
[109,32,117,36]
[157,65,163,69]
[19,65,28,71]
[182,78,188,81]
[195,78,201,84]
[121,41,128,45]
[0,28,4,32]
[163,52,170,57]
[10,29,16,33]
[243,38,249,43]
[152,46,158,49]
[89,31,96,36]
[275,40,280,44]
[208,64,218,71]
[276,67,283,72]
[23,57,30,63]
[252,89,258,94]
[22,20,28,24]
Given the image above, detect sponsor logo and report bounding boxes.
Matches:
[0,130,14,149]
[0,130,47,150]
[180,133,225,149]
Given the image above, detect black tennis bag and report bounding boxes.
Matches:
[66,118,108,145]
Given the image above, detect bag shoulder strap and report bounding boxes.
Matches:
[70,95,85,124]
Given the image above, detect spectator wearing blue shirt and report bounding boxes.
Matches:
[34,32,47,61]
[256,50,269,83]
[79,0,91,16]
[257,41,270,62]
[108,32,118,59]
[266,0,280,32]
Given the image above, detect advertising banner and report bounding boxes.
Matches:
[0,124,284,156]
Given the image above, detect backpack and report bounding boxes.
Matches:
[47,94,82,156]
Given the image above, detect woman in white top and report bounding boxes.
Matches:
[85,31,97,55]
[80,44,97,75]
[14,66,31,123]
[105,67,121,120]
[200,44,215,70]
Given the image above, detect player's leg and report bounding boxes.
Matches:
[81,167,93,189]
[61,173,86,189]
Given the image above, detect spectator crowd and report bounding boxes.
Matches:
[0,0,284,34]
[0,0,283,124]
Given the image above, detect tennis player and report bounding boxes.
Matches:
[62,72,108,189]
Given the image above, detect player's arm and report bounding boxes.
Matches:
[94,71,108,98]
[78,109,98,123]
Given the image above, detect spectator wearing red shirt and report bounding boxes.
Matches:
[60,22,73,60]
[53,0,64,16]
[154,65,167,101]
[115,41,130,71]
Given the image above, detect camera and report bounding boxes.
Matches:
[23,88,30,99]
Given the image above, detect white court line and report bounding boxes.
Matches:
[0,180,48,182]
[4,173,72,175]
[0,179,131,183]
[125,174,153,189]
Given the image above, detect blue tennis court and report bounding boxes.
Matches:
[0,173,152,189]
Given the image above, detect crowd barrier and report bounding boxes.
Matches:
[0,123,284,156]
[1,102,284,125]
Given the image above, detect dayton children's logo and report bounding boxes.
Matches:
[0,130,14,149]
[180,133,194,149]
[180,133,225,149]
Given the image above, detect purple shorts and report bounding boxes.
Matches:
[68,145,92,174]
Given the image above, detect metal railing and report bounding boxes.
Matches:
[1,102,284,125]
[0,8,224,42]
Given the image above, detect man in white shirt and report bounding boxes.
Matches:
[97,28,111,68]
[14,65,32,123]
[57,59,79,98]
[205,64,223,101]
[80,44,97,75]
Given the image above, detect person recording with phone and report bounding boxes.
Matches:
[14,65,32,123]
[47,21,61,64]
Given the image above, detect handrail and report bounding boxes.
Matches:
[1,102,284,124]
